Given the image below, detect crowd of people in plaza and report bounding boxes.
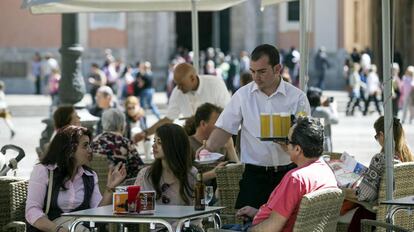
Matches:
[20,43,414,232]
[344,47,414,123]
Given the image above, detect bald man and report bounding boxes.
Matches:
[134,63,231,142]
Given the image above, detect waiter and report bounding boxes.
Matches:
[200,44,310,209]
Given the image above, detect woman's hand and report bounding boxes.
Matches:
[343,188,358,201]
[107,162,127,188]
[213,161,228,174]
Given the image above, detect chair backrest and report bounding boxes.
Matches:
[322,151,342,160]
[89,155,110,193]
[377,162,414,230]
[215,164,244,225]
[0,176,26,228]
[293,188,344,232]
[9,180,29,222]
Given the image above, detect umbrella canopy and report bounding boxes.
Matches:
[260,0,295,9]
[23,0,245,14]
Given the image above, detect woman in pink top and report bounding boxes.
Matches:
[26,126,127,232]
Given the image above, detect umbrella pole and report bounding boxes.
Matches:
[381,0,394,201]
[299,0,309,92]
[191,0,200,73]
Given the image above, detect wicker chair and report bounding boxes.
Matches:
[293,188,344,231]
[3,180,28,232]
[215,164,244,225]
[376,162,414,231]
[361,219,410,232]
[90,154,110,193]
[336,161,414,232]
[0,177,26,231]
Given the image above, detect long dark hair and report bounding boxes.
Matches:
[41,126,93,190]
[53,106,75,129]
[147,124,193,204]
[374,116,413,162]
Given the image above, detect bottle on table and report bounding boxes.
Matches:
[194,172,206,211]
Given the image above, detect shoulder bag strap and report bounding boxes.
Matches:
[45,169,54,215]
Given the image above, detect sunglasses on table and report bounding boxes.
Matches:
[161,183,170,204]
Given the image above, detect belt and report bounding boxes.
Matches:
[245,163,296,173]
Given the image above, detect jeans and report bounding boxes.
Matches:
[139,88,161,119]
[221,221,252,231]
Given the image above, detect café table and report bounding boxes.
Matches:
[381,195,414,226]
[64,205,224,232]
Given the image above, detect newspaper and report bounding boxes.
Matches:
[325,152,367,188]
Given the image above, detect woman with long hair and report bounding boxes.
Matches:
[135,123,196,205]
[346,116,413,231]
[26,126,126,232]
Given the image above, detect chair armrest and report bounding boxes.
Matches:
[361,219,410,232]
[3,221,26,230]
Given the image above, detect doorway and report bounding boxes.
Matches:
[175,9,230,54]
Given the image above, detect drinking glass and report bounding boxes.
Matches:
[204,186,214,205]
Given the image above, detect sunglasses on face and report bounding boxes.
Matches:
[287,139,297,145]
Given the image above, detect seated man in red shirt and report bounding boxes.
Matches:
[235,117,338,232]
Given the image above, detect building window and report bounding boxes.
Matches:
[89,13,126,30]
[287,0,299,22]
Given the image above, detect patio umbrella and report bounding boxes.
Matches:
[261,0,296,9]
[381,0,394,201]
[260,0,309,91]
[22,0,246,73]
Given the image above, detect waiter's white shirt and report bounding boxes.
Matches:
[166,75,231,120]
[215,80,310,167]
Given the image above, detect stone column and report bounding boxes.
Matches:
[59,14,85,104]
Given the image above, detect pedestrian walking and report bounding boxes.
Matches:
[0,81,16,139]
[314,46,330,89]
